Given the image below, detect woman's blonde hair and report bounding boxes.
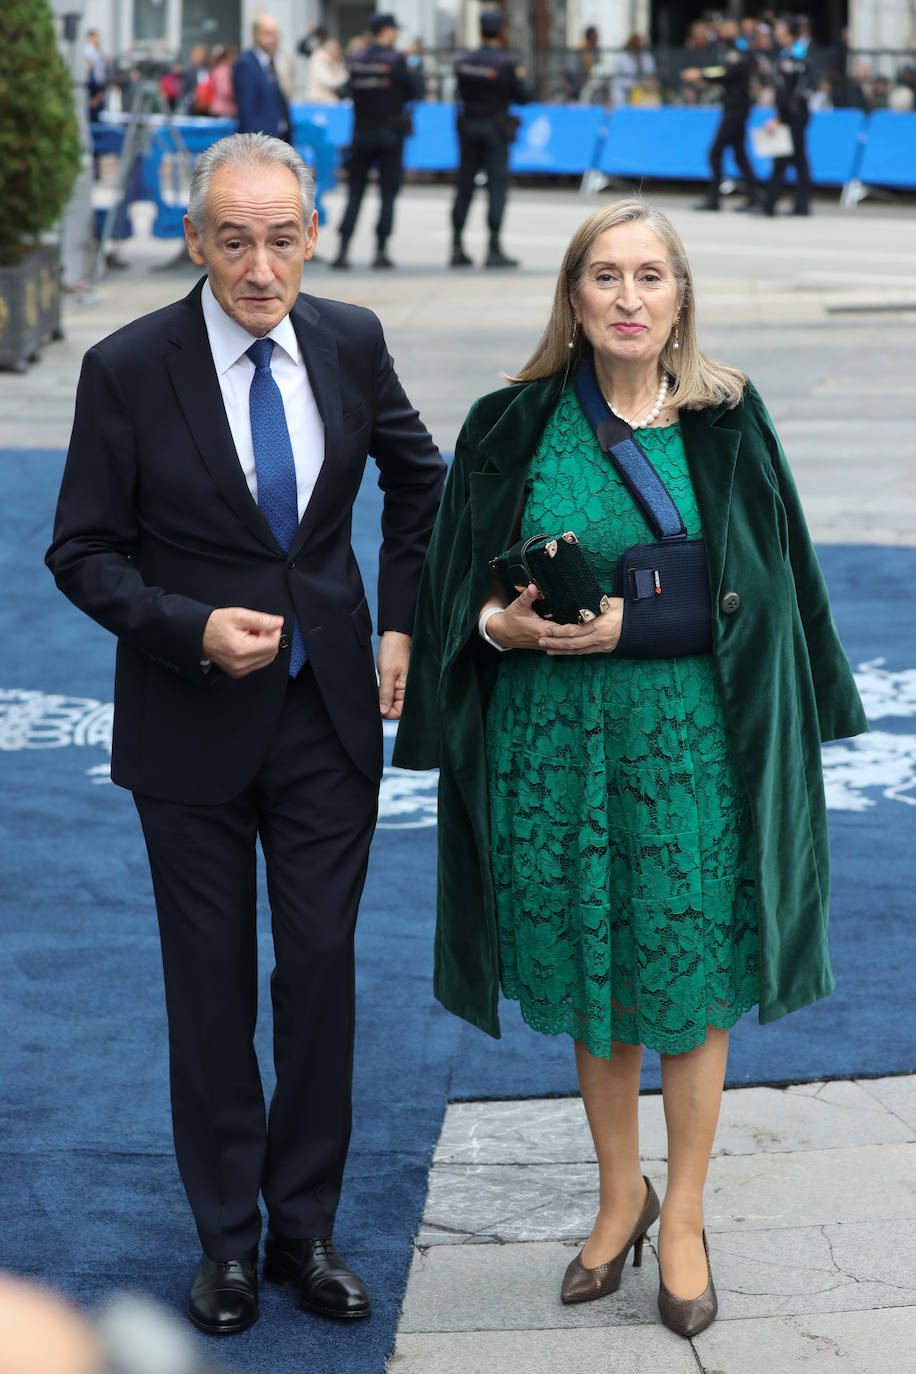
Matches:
[508,199,746,410]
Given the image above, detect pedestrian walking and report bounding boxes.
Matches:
[450,10,532,269]
[395,199,865,1339]
[46,132,444,1343]
[686,14,761,211]
[763,15,813,215]
[332,13,423,270]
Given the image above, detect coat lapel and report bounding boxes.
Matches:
[165,282,280,553]
[466,377,563,619]
[679,406,742,602]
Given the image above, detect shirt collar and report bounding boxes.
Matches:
[201,278,300,374]
[253,44,273,69]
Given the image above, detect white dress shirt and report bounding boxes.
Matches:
[200,279,325,523]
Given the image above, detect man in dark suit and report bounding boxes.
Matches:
[46,133,444,1340]
[233,15,292,141]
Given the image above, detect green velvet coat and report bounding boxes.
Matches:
[393,373,867,1039]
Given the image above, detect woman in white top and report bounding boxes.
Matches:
[306,38,349,102]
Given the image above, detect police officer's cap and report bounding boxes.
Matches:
[368,12,400,34]
[480,10,505,39]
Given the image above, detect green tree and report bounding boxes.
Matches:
[0,0,82,265]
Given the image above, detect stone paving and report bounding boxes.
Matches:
[4,180,915,1373]
[394,1082,916,1372]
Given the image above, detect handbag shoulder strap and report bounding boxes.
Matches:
[574,359,686,540]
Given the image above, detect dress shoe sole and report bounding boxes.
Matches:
[298,1293,371,1320]
[187,1305,259,1336]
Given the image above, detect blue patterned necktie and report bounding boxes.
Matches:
[246,337,306,675]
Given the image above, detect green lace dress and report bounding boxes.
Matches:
[485,386,759,1058]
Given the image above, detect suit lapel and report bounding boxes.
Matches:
[165,283,280,553]
[286,295,345,557]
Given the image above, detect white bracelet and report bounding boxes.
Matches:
[478,605,509,651]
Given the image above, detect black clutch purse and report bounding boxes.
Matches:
[490,530,610,625]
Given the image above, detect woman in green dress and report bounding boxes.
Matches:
[393,201,866,1338]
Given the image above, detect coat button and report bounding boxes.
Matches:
[720,591,740,614]
[288,559,296,569]
[278,634,290,649]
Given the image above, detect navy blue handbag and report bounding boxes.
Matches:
[574,360,713,659]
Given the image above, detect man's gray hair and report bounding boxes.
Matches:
[187,133,315,229]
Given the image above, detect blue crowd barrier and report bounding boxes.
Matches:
[598,106,719,180]
[598,105,871,186]
[511,104,607,174]
[404,103,607,175]
[90,124,126,156]
[291,102,353,161]
[405,102,459,171]
[90,105,911,217]
[91,114,337,235]
[855,110,916,188]
[800,108,869,184]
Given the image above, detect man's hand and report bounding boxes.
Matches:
[378,630,411,719]
[202,607,284,678]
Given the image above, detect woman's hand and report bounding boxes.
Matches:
[484,585,551,650]
[537,597,624,655]
[484,586,624,655]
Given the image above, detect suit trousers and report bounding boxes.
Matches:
[133,664,379,1260]
[338,128,405,246]
[765,113,811,213]
[451,120,511,237]
[708,110,757,196]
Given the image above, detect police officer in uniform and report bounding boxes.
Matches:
[763,15,812,216]
[333,13,423,270]
[450,10,532,269]
[687,14,760,212]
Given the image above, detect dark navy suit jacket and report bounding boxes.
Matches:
[233,47,292,140]
[46,281,445,802]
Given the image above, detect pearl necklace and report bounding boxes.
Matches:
[606,373,669,430]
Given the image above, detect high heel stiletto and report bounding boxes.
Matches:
[657,1228,718,1337]
[560,1176,660,1304]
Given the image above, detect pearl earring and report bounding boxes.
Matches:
[672,316,680,351]
[568,318,578,351]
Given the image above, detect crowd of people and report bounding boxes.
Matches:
[83,14,916,118]
[565,14,916,111]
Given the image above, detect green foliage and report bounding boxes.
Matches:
[0,0,83,264]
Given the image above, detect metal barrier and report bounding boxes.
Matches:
[91,103,916,237]
[91,111,338,240]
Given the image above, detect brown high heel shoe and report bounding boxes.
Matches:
[657,1228,718,1337]
[561,1176,660,1304]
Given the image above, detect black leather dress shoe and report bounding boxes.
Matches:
[263,1234,371,1320]
[187,1251,259,1336]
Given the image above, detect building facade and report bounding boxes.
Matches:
[78,0,913,74]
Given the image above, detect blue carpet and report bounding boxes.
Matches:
[1,451,914,1372]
